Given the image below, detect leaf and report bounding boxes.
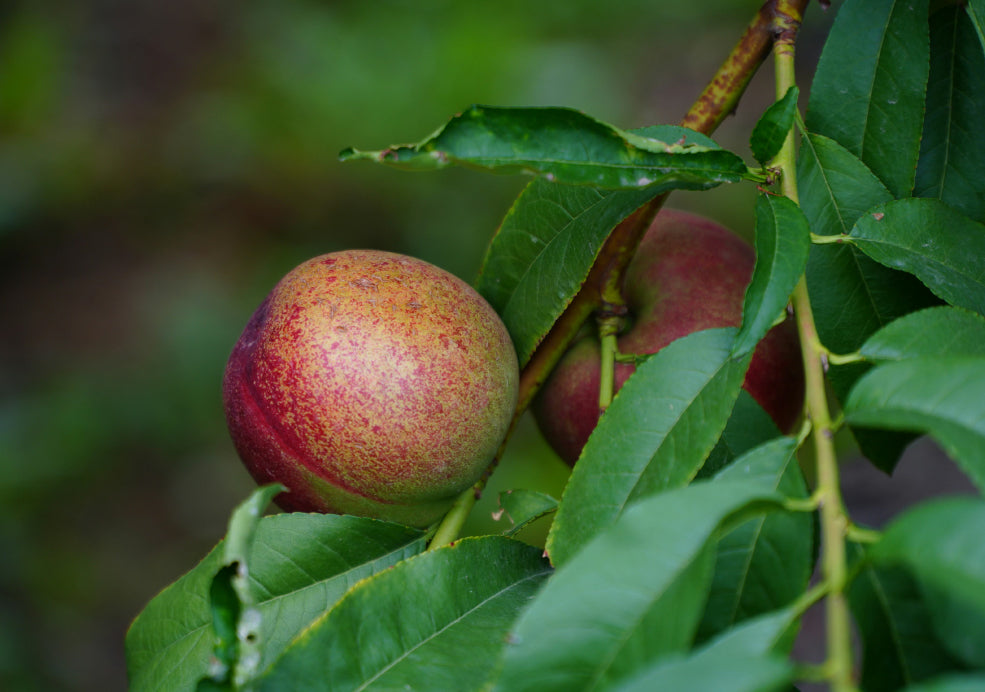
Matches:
[920,582,985,668]
[805,0,930,198]
[492,481,785,692]
[969,0,985,52]
[905,674,985,692]
[493,489,559,536]
[475,126,718,366]
[609,649,792,692]
[733,194,809,358]
[914,5,985,223]
[256,536,551,692]
[847,542,963,692]
[547,328,751,567]
[750,86,799,165]
[126,513,426,692]
[699,390,780,480]
[697,437,813,643]
[340,105,751,190]
[699,605,801,658]
[849,199,985,316]
[475,181,662,365]
[198,484,283,690]
[796,132,935,355]
[870,498,985,667]
[860,306,985,362]
[797,131,939,471]
[796,133,936,356]
[844,356,985,493]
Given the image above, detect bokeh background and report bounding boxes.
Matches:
[2,2,971,690]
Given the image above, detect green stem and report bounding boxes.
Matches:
[428,484,479,550]
[773,4,856,690]
[811,233,850,245]
[598,331,618,412]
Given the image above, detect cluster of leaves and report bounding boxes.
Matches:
[127,1,985,690]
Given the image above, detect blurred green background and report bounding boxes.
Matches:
[0,1,841,689]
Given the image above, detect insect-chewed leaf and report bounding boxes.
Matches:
[340,106,750,190]
[860,306,985,363]
[125,510,426,692]
[474,125,719,366]
[697,437,813,643]
[492,481,785,692]
[870,498,985,669]
[848,542,964,691]
[844,356,985,493]
[198,484,283,689]
[733,194,809,358]
[806,0,930,198]
[547,328,751,567]
[256,536,551,692]
[850,199,985,316]
[750,86,799,165]
[915,5,985,223]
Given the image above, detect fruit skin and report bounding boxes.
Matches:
[223,249,519,527]
[533,209,805,466]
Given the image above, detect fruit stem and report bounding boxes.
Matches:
[428,483,479,550]
[596,310,624,412]
[772,4,857,691]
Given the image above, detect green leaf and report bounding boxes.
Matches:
[340,105,751,190]
[126,512,426,692]
[699,390,780,480]
[547,328,751,567]
[796,132,936,471]
[860,306,985,362]
[921,582,985,668]
[733,194,809,358]
[475,125,717,366]
[905,674,985,692]
[806,0,930,198]
[700,605,801,658]
[198,484,283,690]
[750,86,799,165]
[697,437,813,642]
[844,356,985,493]
[256,536,551,692]
[871,498,985,667]
[493,489,559,536]
[850,199,985,315]
[493,481,785,692]
[969,0,985,52]
[797,133,936,356]
[609,649,792,692]
[914,5,985,223]
[475,180,661,365]
[847,542,963,692]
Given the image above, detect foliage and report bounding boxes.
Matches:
[126,1,985,690]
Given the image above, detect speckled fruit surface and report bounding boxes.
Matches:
[223,250,519,526]
[533,209,805,466]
